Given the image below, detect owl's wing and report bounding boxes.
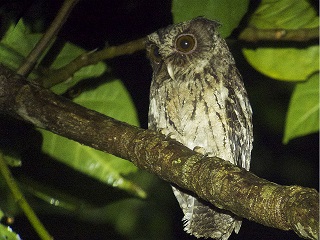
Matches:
[172,186,241,240]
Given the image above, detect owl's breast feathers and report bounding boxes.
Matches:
[150,67,251,165]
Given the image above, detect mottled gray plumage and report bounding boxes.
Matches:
[146,17,253,239]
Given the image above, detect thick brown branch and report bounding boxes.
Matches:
[0,65,318,240]
[239,27,319,42]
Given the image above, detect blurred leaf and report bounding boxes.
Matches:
[0,224,21,240]
[20,178,82,212]
[243,0,319,81]
[40,79,146,198]
[172,0,249,37]
[0,209,4,220]
[78,197,171,240]
[3,155,21,167]
[0,19,106,89]
[283,73,319,143]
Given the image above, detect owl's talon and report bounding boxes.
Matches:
[167,132,177,140]
[193,146,214,157]
[205,152,214,157]
[193,146,206,155]
[159,128,177,140]
[159,128,170,136]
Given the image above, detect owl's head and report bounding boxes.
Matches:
[146,17,226,81]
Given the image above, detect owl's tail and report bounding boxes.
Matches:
[172,185,241,240]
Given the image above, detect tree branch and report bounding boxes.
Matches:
[36,37,146,88]
[0,65,318,240]
[239,27,319,42]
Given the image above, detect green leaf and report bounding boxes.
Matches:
[172,0,249,37]
[0,19,106,89]
[40,79,146,198]
[283,73,319,143]
[49,46,107,95]
[0,224,21,240]
[0,20,37,71]
[243,0,319,81]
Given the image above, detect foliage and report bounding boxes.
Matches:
[242,0,319,81]
[242,0,319,142]
[172,0,250,37]
[0,224,21,240]
[283,73,319,143]
[0,17,147,239]
[41,79,144,197]
[1,18,143,196]
[0,209,20,239]
[0,20,106,87]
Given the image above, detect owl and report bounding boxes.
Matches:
[146,17,253,239]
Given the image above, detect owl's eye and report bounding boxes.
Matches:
[150,45,162,64]
[175,34,196,53]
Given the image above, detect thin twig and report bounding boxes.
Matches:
[36,37,146,88]
[239,27,319,42]
[0,152,53,240]
[17,0,80,77]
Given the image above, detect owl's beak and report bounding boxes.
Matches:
[167,63,175,81]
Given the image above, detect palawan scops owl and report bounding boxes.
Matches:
[146,17,253,239]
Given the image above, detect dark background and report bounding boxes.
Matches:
[0,0,318,239]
